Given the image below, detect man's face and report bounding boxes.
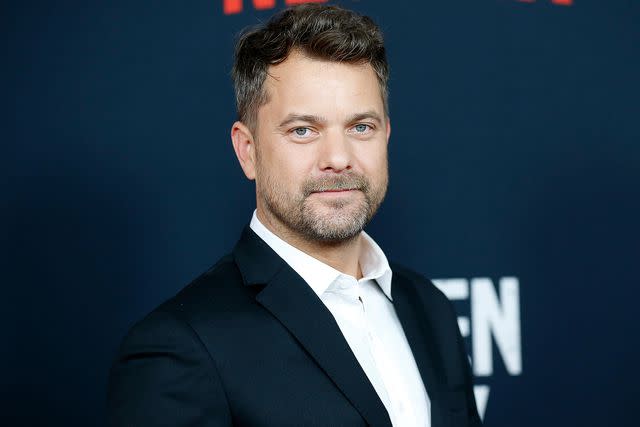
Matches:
[251,51,390,243]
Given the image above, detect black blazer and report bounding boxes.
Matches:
[108,227,482,427]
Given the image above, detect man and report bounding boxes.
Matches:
[108,4,481,427]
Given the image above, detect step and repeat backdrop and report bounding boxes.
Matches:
[4,0,639,425]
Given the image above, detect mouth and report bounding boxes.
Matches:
[309,188,361,199]
[311,188,358,194]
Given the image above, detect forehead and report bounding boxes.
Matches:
[261,51,385,119]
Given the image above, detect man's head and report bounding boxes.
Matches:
[231,4,391,245]
[232,4,389,133]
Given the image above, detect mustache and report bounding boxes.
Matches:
[302,174,369,195]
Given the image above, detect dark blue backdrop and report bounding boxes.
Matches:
[3,0,639,425]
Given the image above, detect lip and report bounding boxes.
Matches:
[310,189,358,196]
[312,188,356,193]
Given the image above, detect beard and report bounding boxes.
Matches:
[256,165,388,244]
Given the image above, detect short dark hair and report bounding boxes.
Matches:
[232,3,389,132]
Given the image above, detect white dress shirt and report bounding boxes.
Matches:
[250,212,431,427]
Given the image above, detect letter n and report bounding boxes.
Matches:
[471,277,522,376]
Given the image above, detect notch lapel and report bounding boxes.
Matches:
[233,227,392,427]
[391,272,448,427]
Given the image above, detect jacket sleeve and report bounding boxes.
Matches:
[107,310,232,427]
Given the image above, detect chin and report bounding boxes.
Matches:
[303,211,369,242]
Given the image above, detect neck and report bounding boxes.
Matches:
[256,209,364,279]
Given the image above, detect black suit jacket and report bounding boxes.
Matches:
[108,227,482,426]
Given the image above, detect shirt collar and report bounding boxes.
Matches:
[249,211,393,301]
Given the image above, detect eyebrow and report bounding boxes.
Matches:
[277,114,327,129]
[277,110,384,129]
[345,110,384,125]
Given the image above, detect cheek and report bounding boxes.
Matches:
[262,146,313,189]
[356,143,388,174]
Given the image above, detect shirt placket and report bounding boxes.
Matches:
[357,282,418,427]
[332,277,393,413]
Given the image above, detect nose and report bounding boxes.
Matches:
[317,129,352,173]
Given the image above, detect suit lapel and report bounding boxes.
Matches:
[234,227,392,427]
[391,272,448,427]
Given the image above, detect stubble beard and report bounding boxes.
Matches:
[257,165,388,244]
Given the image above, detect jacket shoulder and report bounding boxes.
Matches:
[108,259,235,426]
[155,253,252,317]
[390,262,451,306]
[117,253,254,357]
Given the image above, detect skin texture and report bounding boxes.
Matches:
[231,50,391,278]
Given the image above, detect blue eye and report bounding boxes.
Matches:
[354,124,370,133]
[294,127,309,136]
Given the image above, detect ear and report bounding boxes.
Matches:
[385,116,391,143]
[231,121,257,180]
